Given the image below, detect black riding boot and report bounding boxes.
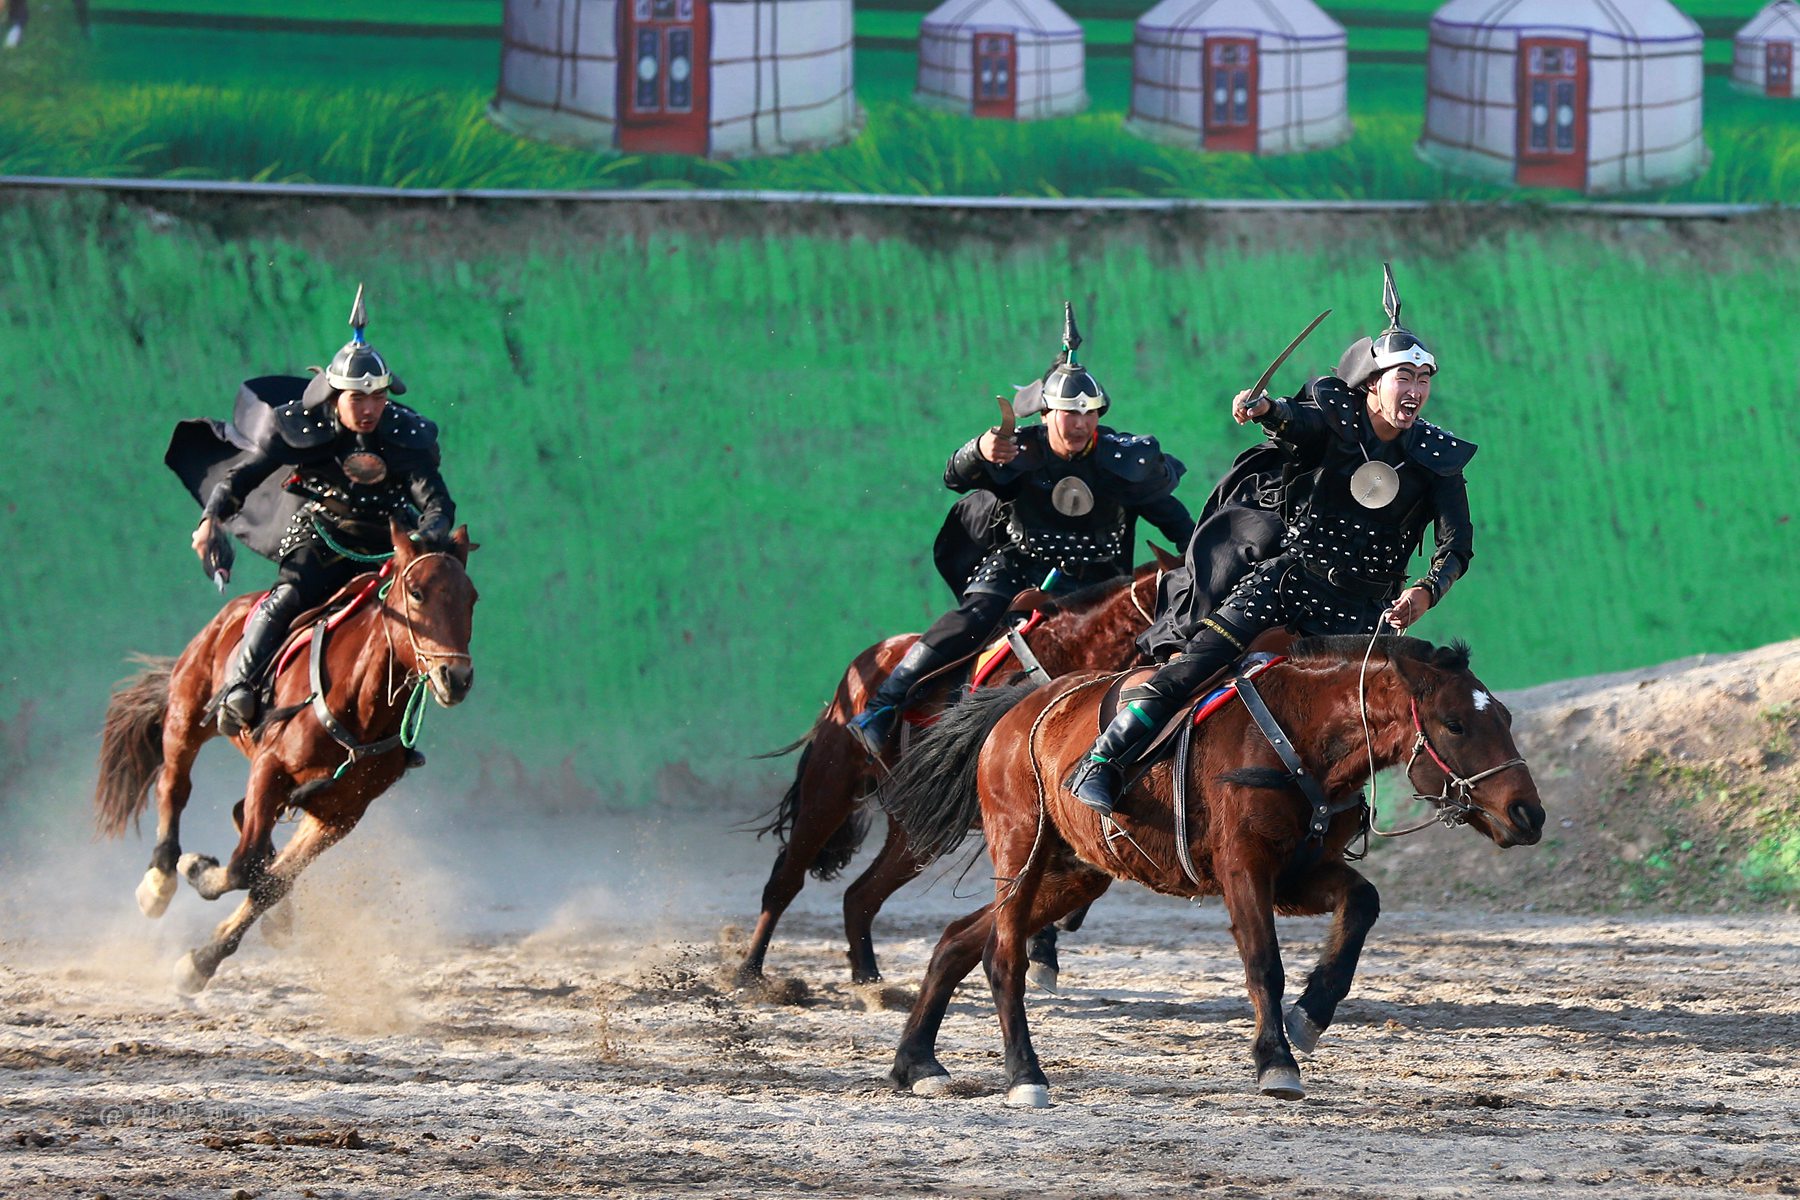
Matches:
[1066,685,1182,818]
[217,592,292,736]
[848,641,949,758]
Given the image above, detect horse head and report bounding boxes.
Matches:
[1388,639,1545,849]
[386,518,480,708]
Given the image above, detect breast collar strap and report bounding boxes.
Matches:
[1233,669,1366,846]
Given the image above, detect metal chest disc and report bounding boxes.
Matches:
[1052,476,1095,517]
[341,450,389,485]
[1349,460,1400,509]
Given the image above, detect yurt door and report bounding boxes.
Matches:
[1768,42,1794,99]
[1202,37,1257,153]
[1516,39,1587,190]
[973,33,1017,119]
[619,0,710,155]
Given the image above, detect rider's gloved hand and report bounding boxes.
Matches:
[414,515,452,551]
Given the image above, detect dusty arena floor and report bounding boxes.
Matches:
[2,801,1797,1200]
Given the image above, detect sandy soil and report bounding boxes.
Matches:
[3,796,1798,1200]
[5,641,1800,1198]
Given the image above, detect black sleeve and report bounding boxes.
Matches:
[1254,382,1340,464]
[1132,491,1196,552]
[944,433,1029,498]
[1419,472,1473,602]
[201,444,285,522]
[407,449,457,548]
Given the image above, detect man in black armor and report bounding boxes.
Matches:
[167,286,456,737]
[1069,266,1475,817]
[847,304,1196,757]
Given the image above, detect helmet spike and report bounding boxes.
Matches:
[1062,301,1083,367]
[349,283,369,346]
[1381,263,1401,332]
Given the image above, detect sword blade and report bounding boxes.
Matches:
[1248,309,1331,400]
[995,395,1017,439]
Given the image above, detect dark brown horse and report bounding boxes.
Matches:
[94,520,478,994]
[740,548,1182,987]
[880,635,1545,1106]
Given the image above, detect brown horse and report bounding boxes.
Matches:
[740,548,1182,987]
[880,634,1545,1106]
[94,520,478,994]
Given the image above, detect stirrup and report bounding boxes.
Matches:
[847,706,896,759]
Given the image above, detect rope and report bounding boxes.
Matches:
[311,515,396,563]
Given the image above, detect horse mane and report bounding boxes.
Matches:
[1034,570,1140,617]
[1285,634,1472,674]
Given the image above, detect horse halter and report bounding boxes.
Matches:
[1401,698,1528,829]
[388,551,473,683]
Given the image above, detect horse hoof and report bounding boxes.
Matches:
[910,1074,952,1098]
[1005,1084,1051,1109]
[177,852,217,881]
[1026,963,1060,995]
[1258,1066,1305,1101]
[136,868,177,919]
[1284,1005,1323,1057]
[172,952,212,997]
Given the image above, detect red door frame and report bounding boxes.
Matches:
[1202,36,1258,153]
[1768,41,1794,99]
[1515,37,1588,191]
[618,0,710,155]
[972,32,1017,119]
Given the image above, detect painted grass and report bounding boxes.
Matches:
[2,196,1797,805]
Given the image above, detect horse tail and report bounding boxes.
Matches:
[94,655,175,838]
[880,681,1038,863]
[744,712,871,881]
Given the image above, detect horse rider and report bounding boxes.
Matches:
[166,286,456,739]
[1068,266,1476,817]
[847,303,1197,757]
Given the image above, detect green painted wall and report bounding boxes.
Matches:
[2,196,1796,807]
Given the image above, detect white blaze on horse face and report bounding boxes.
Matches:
[1472,689,1492,712]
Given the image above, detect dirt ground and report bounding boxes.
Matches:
[3,644,1799,1199]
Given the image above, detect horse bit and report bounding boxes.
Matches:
[1383,697,1529,836]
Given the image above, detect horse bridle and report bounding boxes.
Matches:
[1392,697,1529,833]
[386,551,472,691]
[1128,568,1164,627]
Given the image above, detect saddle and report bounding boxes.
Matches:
[240,568,389,692]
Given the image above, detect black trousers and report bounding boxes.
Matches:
[253,535,375,633]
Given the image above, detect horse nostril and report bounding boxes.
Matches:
[1509,800,1544,835]
[448,664,474,695]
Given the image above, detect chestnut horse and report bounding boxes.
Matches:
[880,635,1545,1106]
[740,548,1181,987]
[94,520,477,994]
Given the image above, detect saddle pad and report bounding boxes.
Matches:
[270,568,391,679]
[1100,653,1287,771]
[969,610,1046,689]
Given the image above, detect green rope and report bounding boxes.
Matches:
[311,515,395,563]
[399,679,430,748]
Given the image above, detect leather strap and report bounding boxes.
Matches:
[308,619,405,773]
[1005,624,1052,687]
[1232,668,1365,847]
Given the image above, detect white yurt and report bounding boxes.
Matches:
[1733,1,1800,98]
[915,0,1087,120]
[1126,0,1351,155]
[1418,0,1709,195]
[491,0,857,158]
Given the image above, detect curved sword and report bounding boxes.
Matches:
[1247,309,1331,402]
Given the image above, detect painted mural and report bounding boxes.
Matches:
[0,0,1793,198]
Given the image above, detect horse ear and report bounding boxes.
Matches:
[389,517,417,566]
[1149,541,1182,571]
[1389,646,1442,699]
[450,524,479,564]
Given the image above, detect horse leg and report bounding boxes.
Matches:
[986,866,1112,1108]
[841,816,929,985]
[737,729,873,985]
[1220,866,1304,1100]
[175,814,344,996]
[1282,862,1380,1057]
[1027,898,1095,992]
[138,699,209,918]
[890,905,994,1095]
[180,756,287,901]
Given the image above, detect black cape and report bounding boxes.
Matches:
[1137,443,1288,660]
[164,376,312,562]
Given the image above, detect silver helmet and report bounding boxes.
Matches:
[323,284,406,396]
[1338,264,1435,389]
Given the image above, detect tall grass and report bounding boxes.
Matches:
[2,196,1797,806]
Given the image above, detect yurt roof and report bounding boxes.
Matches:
[1430,0,1700,42]
[921,0,1080,36]
[1740,0,1800,40]
[1137,0,1343,40]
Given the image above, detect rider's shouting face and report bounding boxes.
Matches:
[335,387,390,434]
[1365,363,1433,440]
